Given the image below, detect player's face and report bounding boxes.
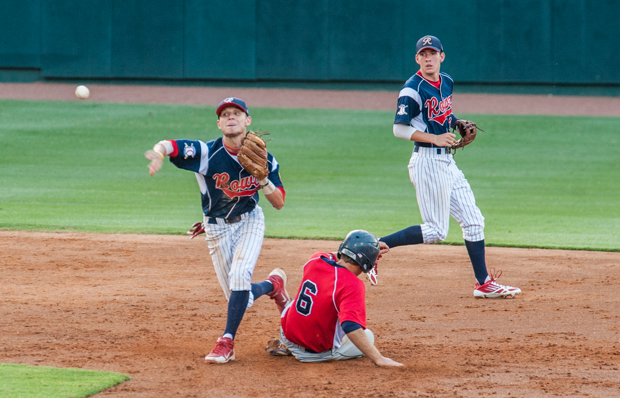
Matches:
[217,106,251,137]
[415,49,445,80]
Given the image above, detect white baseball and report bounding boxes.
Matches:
[75,85,90,99]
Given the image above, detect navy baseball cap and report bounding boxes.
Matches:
[416,35,443,54]
[216,97,249,116]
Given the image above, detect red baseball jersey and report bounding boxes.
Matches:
[281,252,366,353]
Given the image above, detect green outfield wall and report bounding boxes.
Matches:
[1,0,619,85]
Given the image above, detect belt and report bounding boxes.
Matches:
[414,146,452,155]
[205,216,242,225]
[304,348,318,354]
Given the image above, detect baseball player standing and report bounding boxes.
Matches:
[379,36,520,298]
[265,230,403,367]
[145,97,291,363]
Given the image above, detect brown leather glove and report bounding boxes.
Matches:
[451,120,482,150]
[238,131,269,180]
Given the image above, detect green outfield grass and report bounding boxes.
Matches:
[1,99,618,250]
[0,363,129,397]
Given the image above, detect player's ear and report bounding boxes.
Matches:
[245,115,252,127]
[440,52,445,63]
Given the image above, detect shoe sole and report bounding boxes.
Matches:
[205,352,236,363]
[474,292,519,299]
[269,268,287,285]
[268,268,292,310]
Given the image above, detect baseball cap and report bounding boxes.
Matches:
[216,97,249,116]
[416,35,443,54]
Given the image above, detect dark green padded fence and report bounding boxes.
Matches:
[1,0,619,84]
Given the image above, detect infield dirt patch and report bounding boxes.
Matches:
[2,231,619,397]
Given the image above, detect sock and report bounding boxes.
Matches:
[465,239,489,285]
[251,280,274,299]
[223,291,250,339]
[379,225,423,248]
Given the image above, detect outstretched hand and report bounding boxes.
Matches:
[374,356,404,367]
[145,150,163,176]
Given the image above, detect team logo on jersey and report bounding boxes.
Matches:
[425,95,453,125]
[212,173,260,198]
[397,104,408,115]
[183,143,196,159]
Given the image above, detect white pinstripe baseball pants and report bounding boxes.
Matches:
[408,147,485,243]
[203,206,265,309]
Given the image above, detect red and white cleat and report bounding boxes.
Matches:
[267,268,291,314]
[474,269,521,298]
[205,337,235,363]
[366,265,378,286]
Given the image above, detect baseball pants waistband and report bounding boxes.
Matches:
[205,215,243,225]
[414,146,452,155]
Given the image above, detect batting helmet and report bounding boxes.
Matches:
[337,230,381,273]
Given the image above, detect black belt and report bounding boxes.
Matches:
[206,216,242,225]
[305,348,318,353]
[414,146,452,154]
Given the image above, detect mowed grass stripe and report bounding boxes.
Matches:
[0,99,618,250]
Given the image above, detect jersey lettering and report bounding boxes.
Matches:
[213,172,260,198]
[425,96,453,125]
[295,280,318,316]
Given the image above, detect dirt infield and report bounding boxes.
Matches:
[2,231,619,397]
[1,83,619,397]
[2,81,620,116]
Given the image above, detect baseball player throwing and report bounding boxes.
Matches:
[265,230,403,367]
[145,97,291,363]
[379,36,521,298]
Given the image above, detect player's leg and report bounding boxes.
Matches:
[205,208,265,363]
[332,329,375,360]
[449,162,521,298]
[222,207,266,337]
[447,163,488,284]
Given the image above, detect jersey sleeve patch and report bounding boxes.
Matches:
[169,139,203,173]
[394,88,421,125]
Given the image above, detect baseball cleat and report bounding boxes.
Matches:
[265,338,292,356]
[267,268,291,314]
[474,269,521,298]
[366,265,378,285]
[205,337,235,363]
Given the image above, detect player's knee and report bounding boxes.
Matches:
[425,231,447,243]
[462,224,485,241]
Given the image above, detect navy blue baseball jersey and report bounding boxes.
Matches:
[168,137,283,219]
[394,71,458,145]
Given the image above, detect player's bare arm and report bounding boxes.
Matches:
[394,123,456,146]
[346,328,403,367]
[145,142,167,176]
[263,186,284,210]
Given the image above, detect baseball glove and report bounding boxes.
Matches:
[451,120,483,150]
[265,338,292,356]
[238,131,269,181]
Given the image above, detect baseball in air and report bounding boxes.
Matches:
[75,85,90,99]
